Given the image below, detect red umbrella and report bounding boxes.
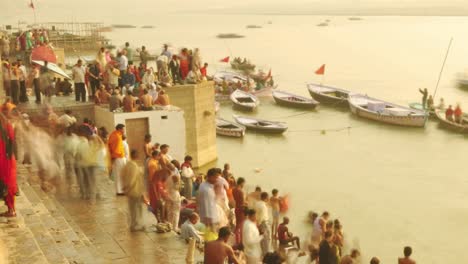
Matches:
[31,46,57,64]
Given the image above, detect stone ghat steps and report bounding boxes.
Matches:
[3,164,204,264]
[0,165,106,264]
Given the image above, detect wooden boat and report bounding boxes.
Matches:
[408,102,435,117]
[434,109,468,133]
[272,90,320,109]
[233,115,288,134]
[215,86,274,102]
[216,118,245,137]
[230,90,259,111]
[216,33,245,39]
[307,83,351,107]
[348,94,428,127]
[231,62,256,72]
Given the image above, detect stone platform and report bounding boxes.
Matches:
[0,165,202,264]
[17,96,95,123]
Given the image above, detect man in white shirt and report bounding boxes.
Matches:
[17,59,28,103]
[57,109,77,128]
[196,168,222,230]
[72,59,86,102]
[255,192,271,257]
[180,212,203,243]
[118,52,128,71]
[242,209,263,264]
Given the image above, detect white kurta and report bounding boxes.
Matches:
[242,219,263,263]
[112,157,127,194]
[197,182,219,225]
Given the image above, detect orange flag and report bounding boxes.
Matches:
[315,64,325,75]
[220,56,230,63]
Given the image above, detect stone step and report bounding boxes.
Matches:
[0,165,106,264]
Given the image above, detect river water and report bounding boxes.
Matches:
[5,7,468,263]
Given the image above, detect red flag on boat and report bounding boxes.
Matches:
[29,0,35,9]
[220,56,230,63]
[315,64,325,75]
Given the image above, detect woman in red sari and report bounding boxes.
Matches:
[147,151,173,223]
[0,113,17,217]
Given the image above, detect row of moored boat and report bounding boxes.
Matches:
[217,82,466,137]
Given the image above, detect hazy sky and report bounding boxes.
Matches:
[2,0,468,24]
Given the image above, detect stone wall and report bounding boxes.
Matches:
[21,102,95,121]
[165,81,217,168]
[94,106,186,162]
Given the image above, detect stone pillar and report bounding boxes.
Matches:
[165,81,217,168]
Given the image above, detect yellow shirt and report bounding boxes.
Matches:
[121,160,144,198]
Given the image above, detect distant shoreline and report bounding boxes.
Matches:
[204,6,468,17]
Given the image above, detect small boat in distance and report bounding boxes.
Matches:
[434,109,468,134]
[216,33,245,39]
[348,94,428,127]
[230,90,259,111]
[272,90,320,109]
[307,83,351,107]
[111,24,137,28]
[246,25,262,29]
[233,115,288,134]
[216,118,246,138]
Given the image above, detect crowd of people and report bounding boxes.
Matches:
[1,41,211,112]
[0,35,423,263]
[0,102,419,263]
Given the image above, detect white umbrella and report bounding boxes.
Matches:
[32,60,70,80]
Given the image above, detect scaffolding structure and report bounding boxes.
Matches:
[31,22,110,52]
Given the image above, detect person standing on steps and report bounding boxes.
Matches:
[108,124,126,195]
[72,59,86,102]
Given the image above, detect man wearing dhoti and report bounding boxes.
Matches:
[108,124,126,195]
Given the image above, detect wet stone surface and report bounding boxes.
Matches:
[0,165,204,264]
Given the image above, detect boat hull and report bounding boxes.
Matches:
[233,115,288,134]
[232,103,257,111]
[216,128,245,137]
[349,102,427,127]
[243,126,287,134]
[216,87,273,102]
[434,110,468,134]
[308,88,348,107]
[273,95,319,109]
